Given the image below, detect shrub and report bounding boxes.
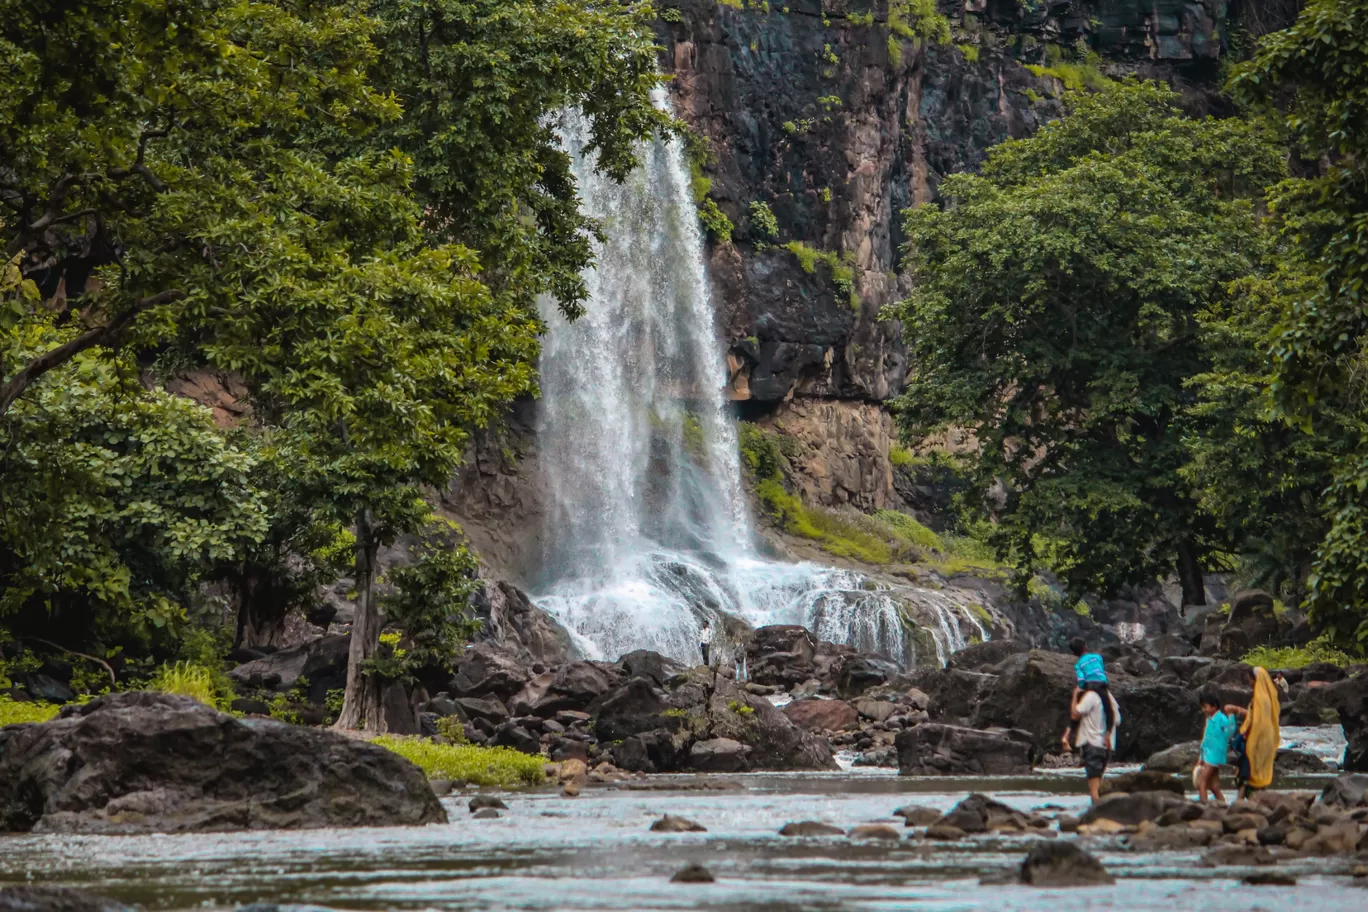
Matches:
[1243,634,1355,670]
[370,735,546,788]
[888,445,916,467]
[747,201,779,240]
[0,696,60,726]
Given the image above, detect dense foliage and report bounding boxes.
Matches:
[895,82,1284,607]
[0,0,665,727]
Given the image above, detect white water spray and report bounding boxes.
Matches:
[532,93,985,667]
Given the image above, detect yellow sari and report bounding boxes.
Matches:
[1242,666,1281,789]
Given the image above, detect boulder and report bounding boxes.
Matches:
[527,661,617,715]
[670,863,715,883]
[779,820,844,836]
[848,824,900,840]
[12,673,75,704]
[1275,748,1329,773]
[912,668,998,726]
[834,654,900,697]
[0,692,444,833]
[452,696,509,724]
[227,634,350,705]
[854,699,898,723]
[592,677,681,743]
[747,625,818,687]
[506,672,554,716]
[1019,842,1114,887]
[449,643,530,701]
[618,650,687,686]
[782,698,859,732]
[971,650,1201,761]
[490,722,541,755]
[1319,773,1368,809]
[946,639,1029,672]
[1142,741,1203,774]
[0,887,136,912]
[1330,673,1368,771]
[1080,792,1187,827]
[893,805,943,827]
[687,738,751,773]
[935,793,1032,833]
[895,723,1033,776]
[472,807,500,819]
[469,579,575,666]
[469,795,507,811]
[611,729,683,773]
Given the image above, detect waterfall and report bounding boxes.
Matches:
[532,92,985,667]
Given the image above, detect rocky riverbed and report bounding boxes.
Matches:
[3,769,1366,911]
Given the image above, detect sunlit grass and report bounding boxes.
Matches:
[370,735,546,788]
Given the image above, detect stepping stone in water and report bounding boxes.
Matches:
[472,808,500,820]
[651,814,707,832]
[670,863,715,883]
[779,821,843,836]
[469,795,508,812]
[848,824,901,840]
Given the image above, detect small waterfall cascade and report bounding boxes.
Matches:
[532,92,987,667]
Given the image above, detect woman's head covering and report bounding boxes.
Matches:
[1241,666,1281,789]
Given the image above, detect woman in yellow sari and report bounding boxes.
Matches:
[1224,666,1281,798]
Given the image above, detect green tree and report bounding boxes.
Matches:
[1230,0,1368,642]
[894,82,1284,606]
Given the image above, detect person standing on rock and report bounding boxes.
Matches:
[699,622,712,667]
[1196,689,1235,806]
[1069,681,1120,803]
[1223,666,1281,799]
[1061,638,1113,751]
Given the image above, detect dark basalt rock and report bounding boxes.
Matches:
[0,692,444,834]
[611,729,683,774]
[0,886,137,912]
[935,793,1032,834]
[1020,841,1114,887]
[1081,792,1190,827]
[448,643,532,702]
[746,625,819,688]
[469,579,575,666]
[618,650,688,687]
[895,723,1033,776]
[227,634,350,706]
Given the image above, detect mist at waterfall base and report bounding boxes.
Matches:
[532,96,984,670]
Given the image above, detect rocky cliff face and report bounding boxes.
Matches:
[656,0,1288,507]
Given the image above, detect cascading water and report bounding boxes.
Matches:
[533,92,985,668]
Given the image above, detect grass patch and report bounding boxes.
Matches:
[0,696,60,726]
[1025,43,1109,93]
[148,661,228,709]
[1243,634,1355,670]
[371,735,546,788]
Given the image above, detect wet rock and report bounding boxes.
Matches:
[619,650,687,687]
[469,579,575,666]
[592,677,680,743]
[687,737,751,773]
[533,662,617,716]
[1302,821,1362,855]
[670,863,715,883]
[227,634,349,705]
[1156,804,1204,826]
[893,805,942,827]
[947,639,1029,671]
[429,779,455,797]
[834,655,900,697]
[895,723,1033,776]
[911,668,998,726]
[782,698,859,732]
[0,692,444,834]
[1057,815,1080,833]
[747,625,818,688]
[0,886,137,912]
[1099,770,1185,796]
[469,795,508,812]
[1019,842,1114,887]
[1129,825,1217,851]
[1142,741,1203,773]
[448,643,531,701]
[1080,792,1187,827]
[490,722,540,755]
[472,807,500,819]
[1243,872,1297,886]
[549,737,590,763]
[560,782,581,798]
[1326,672,1368,769]
[1222,812,1269,834]
[1275,748,1329,773]
[1319,773,1368,808]
[650,814,706,833]
[936,793,1031,834]
[779,820,844,836]
[610,729,682,774]
[848,824,900,840]
[924,824,968,840]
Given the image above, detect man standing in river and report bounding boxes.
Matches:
[1069,683,1120,802]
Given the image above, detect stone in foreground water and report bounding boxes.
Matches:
[1019,842,1114,887]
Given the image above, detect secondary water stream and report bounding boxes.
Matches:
[532,96,986,669]
[3,771,1360,911]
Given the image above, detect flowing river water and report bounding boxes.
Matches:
[3,770,1363,911]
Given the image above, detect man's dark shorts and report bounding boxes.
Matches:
[1082,744,1109,779]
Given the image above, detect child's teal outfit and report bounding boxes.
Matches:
[1075,653,1108,685]
[1201,710,1237,765]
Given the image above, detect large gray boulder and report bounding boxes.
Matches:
[0,692,445,834]
[895,723,1033,775]
[227,634,350,705]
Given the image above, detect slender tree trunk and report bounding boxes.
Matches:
[1176,537,1206,611]
[333,508,386,732]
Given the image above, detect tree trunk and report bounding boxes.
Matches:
[231,567,288,649]
[333,508,386,732]
[1176,537,1206,611]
